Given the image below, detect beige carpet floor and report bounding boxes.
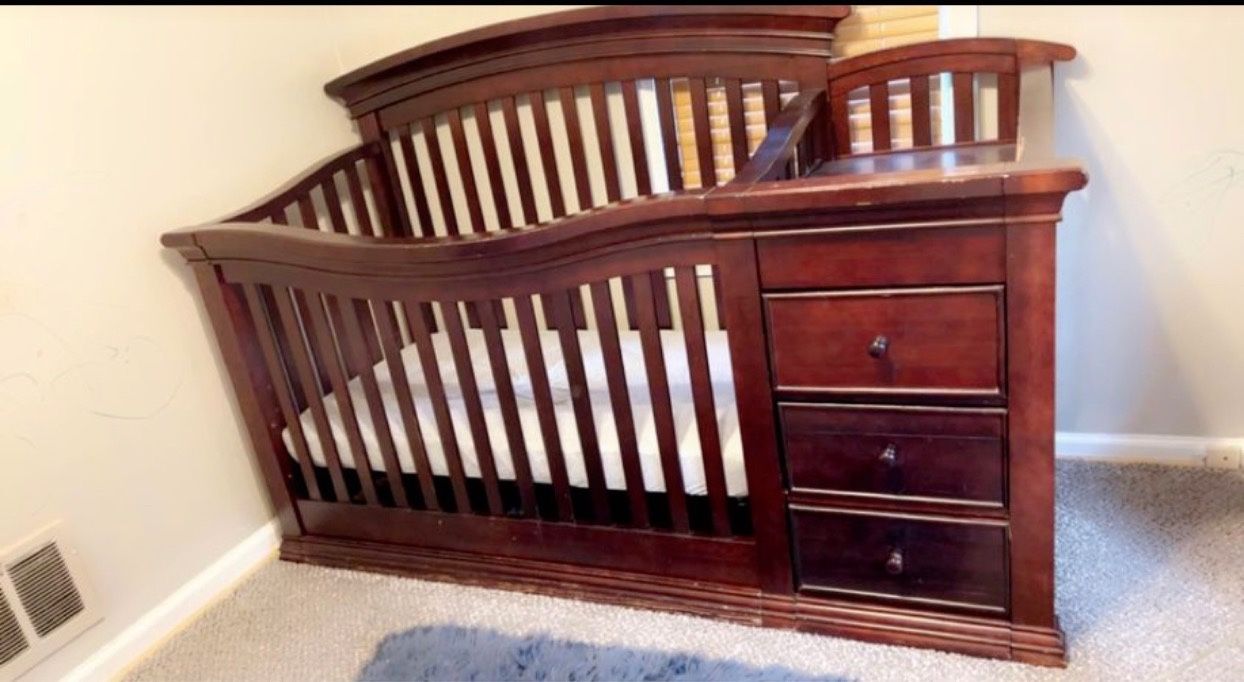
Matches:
[125,462,1244,681]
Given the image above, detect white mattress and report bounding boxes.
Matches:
[281,328,746,496]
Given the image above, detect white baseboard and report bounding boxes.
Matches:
[1056,431,1236,466]
[64,520,280,682]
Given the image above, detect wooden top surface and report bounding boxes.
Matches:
[712,146,1086,216]
[812,143,1021,177]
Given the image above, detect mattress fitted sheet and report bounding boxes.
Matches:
[281,328,746,496]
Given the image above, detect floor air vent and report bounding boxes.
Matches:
[0,595,29,667]
[0,525,99,678]
[9,544,85,638]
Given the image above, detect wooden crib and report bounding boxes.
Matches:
[163,6,1086,665]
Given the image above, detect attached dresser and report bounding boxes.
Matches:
[712,141,1082,665]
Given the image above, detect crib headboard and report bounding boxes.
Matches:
[323,6,848,239]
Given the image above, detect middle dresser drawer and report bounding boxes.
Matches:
[764,286,1004,398]
[779,404,1006,508]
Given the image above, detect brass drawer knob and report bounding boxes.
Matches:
[878,444,899,466]
[885,547,904,575]
[868,335,889,358]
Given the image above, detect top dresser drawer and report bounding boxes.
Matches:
[765,286,1004,397]
[756,225,1005,290]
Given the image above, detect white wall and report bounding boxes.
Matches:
[981,6,1244,439]
[3,4,1239,678]
[0,6,562,679]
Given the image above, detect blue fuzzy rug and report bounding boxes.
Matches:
[358,625,842,681]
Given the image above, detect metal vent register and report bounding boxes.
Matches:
[0,526,99,677]
[9,544,85,638]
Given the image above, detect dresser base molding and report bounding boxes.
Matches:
[280,537,1066,667]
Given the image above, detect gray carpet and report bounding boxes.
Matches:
[125,462,1244,681]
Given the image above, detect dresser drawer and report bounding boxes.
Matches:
[780,404,1005,507]
[765,286,1003,396]
[791,507,1008,613]
[757,225,1005,290]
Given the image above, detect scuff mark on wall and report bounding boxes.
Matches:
[52,335,184,420]
[1161,150,1244,222]
[0,297,186,441]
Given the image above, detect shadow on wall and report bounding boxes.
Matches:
[1052,57,1238,438]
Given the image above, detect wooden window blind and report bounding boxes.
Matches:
[832,5,940,58]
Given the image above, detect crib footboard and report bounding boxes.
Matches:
[163,195,787,609]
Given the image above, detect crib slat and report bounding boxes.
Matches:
[621,80,650,196]
[440,301,504,515]
[589,280,648,527]
[297,196,319,231]
[761,79,781,127]
[242,284,321,501]
[724,78,749,173]
[869,82,892,152]
[513,295,574,521]
[290,279,335,402]
[405,299,472,512]
[343,162,376,237]
[320,176,349,234]
[674,267,730,535]
[271,290,349,501]
[559,86,594,211]
[389,137,440,329]
[954,72,975,143]
[475,299,538,517]
[449,106,498,328]
[623,272,674,331]
[630,272,689,533]
[538,94,590,326]
[654,77,683,192]
[830,93,851,157]
[998,72,1019,141]
[501,96,538,226]
[334,297,408,507]
[300,292,380,506]
[369,130,411,237]
[589,83,621,204]
[474,102,513,230]
[255,270,312,410]
[271,205,289,225]
[421,117,460,235]
[548,289,611,523]
[688,77,716,188]
[396,129,436,237]
[712,266,727,331]
[373,302,439,510]
[910,75,933,147]
[447,108,486,233]
[529,90,567,218]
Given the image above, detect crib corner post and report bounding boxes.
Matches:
[189,262,304,540]
[712,236,794,595]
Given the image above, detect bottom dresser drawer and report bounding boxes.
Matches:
[791,507,1008,613]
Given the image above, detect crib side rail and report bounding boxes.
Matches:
[826,38,1075,158]
[165,199,756,544]
[215,142,408,238]
[729,89,828,187]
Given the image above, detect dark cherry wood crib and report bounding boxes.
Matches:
[163,6,1086,666]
